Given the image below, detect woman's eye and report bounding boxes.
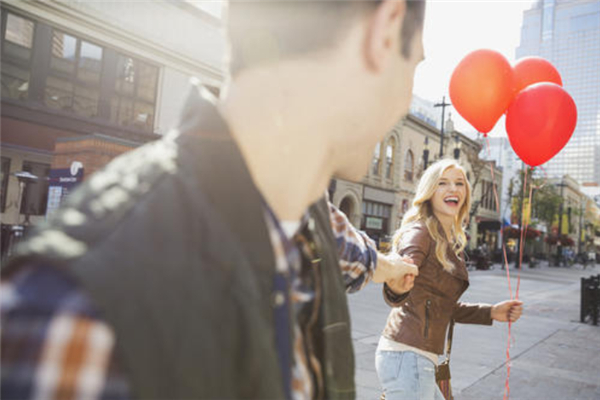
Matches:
[456,182,464,186]
[439,182,446,186]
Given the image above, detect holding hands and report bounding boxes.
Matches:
[373,253,418,294]
[491,299,524,323]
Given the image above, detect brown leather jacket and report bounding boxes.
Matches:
[382,221,492,355]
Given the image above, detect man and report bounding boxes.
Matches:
[1,0,425,398]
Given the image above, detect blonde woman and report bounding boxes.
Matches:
[375,159,523,400]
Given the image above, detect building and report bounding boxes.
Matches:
[482,136,526,224]
[1,1,224,253]
[331,112,503,251]
[516,0,600,184]
[408,94,441,130]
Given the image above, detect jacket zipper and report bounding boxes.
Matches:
[424,299,431,339]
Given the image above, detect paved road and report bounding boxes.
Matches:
[348,262,600,400]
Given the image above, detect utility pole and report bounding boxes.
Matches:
[555,178,566,266]
[578,199,584,256]
[514,164,526,269]
[434,96,451,158]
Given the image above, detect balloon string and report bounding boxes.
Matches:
[485,136,513,400]
[516,168,529,301]
[516,173,533,300]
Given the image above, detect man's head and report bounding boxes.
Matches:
[225,0,426,181]
[227,1,425,76]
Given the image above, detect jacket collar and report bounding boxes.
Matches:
[175,82,276,279]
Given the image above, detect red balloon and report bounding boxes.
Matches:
[450,49,515,134]
[506,83,577,167]
[513,57,563,94]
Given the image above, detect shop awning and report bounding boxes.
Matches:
[477,217,501,231]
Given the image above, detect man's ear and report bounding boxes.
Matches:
[364,0,406,72]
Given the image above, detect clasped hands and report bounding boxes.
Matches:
[372,253,417,294]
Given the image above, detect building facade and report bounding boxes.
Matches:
[516,0,600,184]
[331,112,503,251]
[1,0,224,253]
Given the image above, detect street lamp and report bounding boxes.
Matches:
[13,170,38,225]
[423,137,430,170]
[453,134,461,160]
[555,178,567,266]
[434,96,451,158]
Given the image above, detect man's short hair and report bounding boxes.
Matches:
[227,0,426,76]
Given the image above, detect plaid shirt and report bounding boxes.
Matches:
[1,203,377,400]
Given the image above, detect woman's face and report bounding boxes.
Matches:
[430,167,467,221]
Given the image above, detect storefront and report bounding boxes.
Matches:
[361,186,396,247]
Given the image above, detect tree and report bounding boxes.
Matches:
[466,139,486,224]
[509,168,561,232]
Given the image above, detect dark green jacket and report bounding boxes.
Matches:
[4,84,355,399]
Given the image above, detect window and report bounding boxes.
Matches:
[45,30,103,118]
[372,143,381,176]
[20,161,50,217]
[111,55,158,132]
[404,150,414,182]
[1,157,11,212]
[385,138,396,179]
[402,199,409,214]
[1,12,35,101]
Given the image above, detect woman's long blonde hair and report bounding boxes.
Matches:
[392,159,472,272]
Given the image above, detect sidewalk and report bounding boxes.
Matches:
[348,263,600,400]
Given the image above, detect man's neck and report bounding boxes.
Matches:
[219,65,341,222]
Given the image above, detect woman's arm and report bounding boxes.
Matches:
[382,223,430,307]
[453,299,524,324]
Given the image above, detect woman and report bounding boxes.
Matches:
[375,159,523,400]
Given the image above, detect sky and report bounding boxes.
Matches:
[192,0,538,137]
[413,0,537,137]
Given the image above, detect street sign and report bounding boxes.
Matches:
[365,216,383,230]
[46,165,84,217]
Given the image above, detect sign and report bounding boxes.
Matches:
[46,165,84,217]
[363,186,395,204]
[365,216,383,230]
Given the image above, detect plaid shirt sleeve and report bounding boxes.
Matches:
[328,201,378,293]
[1,265,130,400]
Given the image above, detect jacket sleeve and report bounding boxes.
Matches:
[382,223,430,307]
[327,201,378,293]
[452,302,493,325]
[382,282,410,307]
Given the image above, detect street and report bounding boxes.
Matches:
[349,263,600,400]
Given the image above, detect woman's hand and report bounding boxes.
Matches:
[491,300,524,322]
[386,273,416,295]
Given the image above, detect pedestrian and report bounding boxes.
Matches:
[375,159,524,400]
[1,0,426,399]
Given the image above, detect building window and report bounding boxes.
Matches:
[480,180,496,211]
[111,55,158,132]
[385,138,396,179]
[19,161,50,217]
[1,11,35,101]
[404,150,414,182]
[1,157,11,213]
[402,199,409,214]
[372,142,381,176]
[45,29,103,118]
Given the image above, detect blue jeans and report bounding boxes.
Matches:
[375,350,446,400]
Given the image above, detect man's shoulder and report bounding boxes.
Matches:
[67,134,181,215]
[5,134,199,269]
[399,220,432,249]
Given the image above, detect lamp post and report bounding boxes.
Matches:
[434,96,451,158]
[453,134,461,160]
[514,163,526,269]
[555,178,567,266]
[578,198,584,256]
[13,171,38,225]
[423,137,430,170]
